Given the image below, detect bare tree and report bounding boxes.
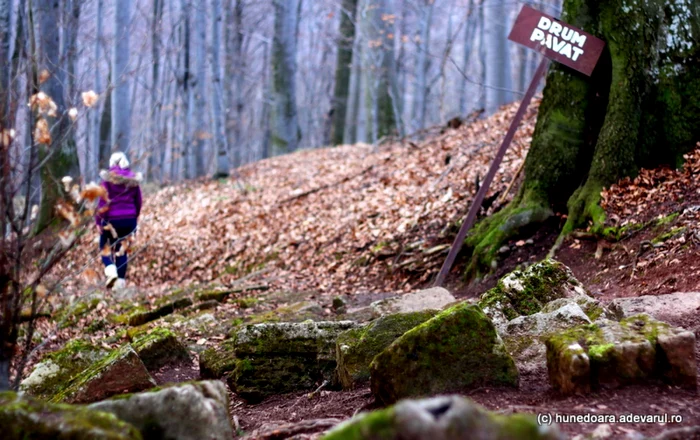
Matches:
[271,0,300,156]
[112,0,132,153]
[330,0,359,146]
[212,0,229,177]
[193,0,207,177]
[411,0,434,132]
[483,0,512,114]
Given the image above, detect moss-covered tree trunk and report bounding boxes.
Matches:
[465,0,700,279]
[330,0,358,146]
[34,0,81,233]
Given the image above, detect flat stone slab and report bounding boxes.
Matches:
[89,381,233,440]
[545,314,697,395]
[229,321,360,402]
[371,287,456,316]
[610,292,700,321]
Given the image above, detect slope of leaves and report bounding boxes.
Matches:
[59,101,538,297]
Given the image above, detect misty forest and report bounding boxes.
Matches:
[1,0,700,439]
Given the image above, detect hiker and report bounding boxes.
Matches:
[96,152,142,289]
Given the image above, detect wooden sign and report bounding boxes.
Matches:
[508,5,605,76]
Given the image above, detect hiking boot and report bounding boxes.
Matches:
[113,278,126,291]
[104,264,118,288]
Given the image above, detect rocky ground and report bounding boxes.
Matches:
[9,103,700,440]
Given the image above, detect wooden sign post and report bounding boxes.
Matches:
[434,5,605,287]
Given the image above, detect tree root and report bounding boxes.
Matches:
[463,192,552,282]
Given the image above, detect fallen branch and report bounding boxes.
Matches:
[251,418,343,440]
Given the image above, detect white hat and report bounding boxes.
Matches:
[109,151,130,168]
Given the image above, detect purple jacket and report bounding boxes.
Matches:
[95,166,143,225]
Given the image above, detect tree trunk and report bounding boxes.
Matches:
[193,0,207,177]
[148,0,164,181]
[225,0,245,167]
[330,0,358,146]
[212,0,229,178]
[459,0,476,115]
[91,0,104,177]
[111,0,131,153]
[412,0,433,132]
[463,0,700,280]
[271,0,300,156]
[483,0,512,114]
[34,0,81,232]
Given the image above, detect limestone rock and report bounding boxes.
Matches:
[370,303,518,405]
[230,320,360,401]
[89,381,233,440]
[52,344,157,404]
[545,315,697,395]
[503,300,592,375]
[335,310,437,389]
[20,339,108,400]
[371,287,455,316]
[0,391,141,440]
[609,292,700,321]
[478,259,607,328]
[323,395,564,440]
[130,327,191,371]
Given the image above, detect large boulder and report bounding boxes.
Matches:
[335,311,437,390]
[0,391,141,440]
[229,320,360,401]
[371,287,456,316]
[546,314,697,395]
[130,327,191,371]
[199,339,236,379]
[322,395,564,440]
[51,344,157,404]
[370,302,518,405]
[478,260,609,329]
[20,339,108,400]
[88,381,233,440]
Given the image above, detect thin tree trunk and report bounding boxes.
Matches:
[270,0,300,156]
[111,0,131,153]
[483,0,512,114]
[459,0,476,115]
[212,0,229,177]
[193,0,207,177]
[330,0,358,146]
[412,0,433,132]
[148,0,163,180]
[91,0,103,176]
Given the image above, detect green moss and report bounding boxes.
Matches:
[199,340,237,379]
[55,297,102,329]
[651,226,686,245]
[131,327,190,371]
[0,392,142,440]
[370,303,518,405]
[588,343,615,362]
[336,311,437,389]
[21,340,108,401]
[322,407,396,440]
[235,297,259,309]
[478,259,578,319]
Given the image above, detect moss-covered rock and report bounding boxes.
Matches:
[229,320,359,402]
[335,311,437,390]
[54,295,103,329]
[477,259,602,327]
[545,314,697,395]
[199,339,236,379]
[370,303,518,405]
[243,301,327,326]
[322,395,563,440]
[0,391,142,440]
[51,344,157,404]
[130,327,191,371]
[88,381,233,440]
[20,339,108,401]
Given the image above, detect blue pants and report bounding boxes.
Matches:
[100,218,137,279]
